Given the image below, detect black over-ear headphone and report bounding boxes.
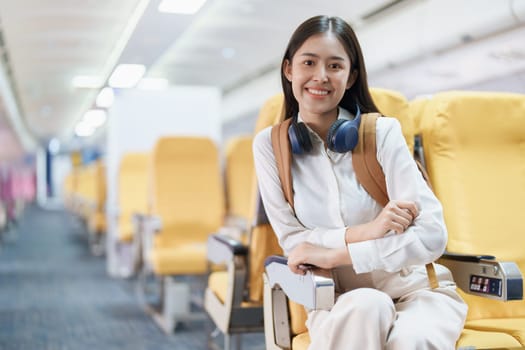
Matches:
[288,104,362,154]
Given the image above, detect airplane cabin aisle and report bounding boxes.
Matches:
[0,205,265,350]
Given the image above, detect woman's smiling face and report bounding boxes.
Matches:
[283,32,356,121]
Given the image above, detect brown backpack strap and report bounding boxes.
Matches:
[425,262,439,289]
[352,113,438,289]
[352,113,389,207]
[415,159,433,191]
[271,118,294,210]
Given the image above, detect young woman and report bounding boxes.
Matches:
[253,15,467,349]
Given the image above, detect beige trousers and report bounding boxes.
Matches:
[306,284,467,350]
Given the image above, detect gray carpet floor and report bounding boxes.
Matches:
[0,204,265,350]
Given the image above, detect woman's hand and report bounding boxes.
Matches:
[372,200,418,235]
[287,242,351,275]
[345,200,419,243]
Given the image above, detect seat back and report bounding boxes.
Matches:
[76,165,92,204]
[247,94,286,303]
[151,136,225,246]
[85,161,104,207]
[224,135,254,229]
[371,87,413,152]
[117,152,150,242]
[62,170,77,211]
[93,160,106,232]
[254,94,287,133]
[420,91,525,321]
[408,95,431,136]
[75,163,98,218]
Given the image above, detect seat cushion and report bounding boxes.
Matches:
[292,332,310,350]
[207,270,261,307]
[290,328,522,349]
[248,223,282,302]
[154,224,215,247]
[150,242,207,275]
[458,328,522,348]
[289,300,307,335]
[465,318,525,346]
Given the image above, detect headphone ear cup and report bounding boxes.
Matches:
[327,119,346,152]
[288,122,313,154]
[327,119,359,153]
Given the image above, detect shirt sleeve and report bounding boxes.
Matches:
[252,127,347,255]
[347,117,448,273]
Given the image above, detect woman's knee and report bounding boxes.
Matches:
[335,288,395,320]
[386,318,457,350]
[387,329,448,350]
[387,332,429,350]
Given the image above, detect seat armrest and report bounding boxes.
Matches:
[441,252,496,262]
[131,212,146,242]
[139,214,162,233]
[222,216,249,239]
[207,234,247,265]
[131,212,149,229]
[264,255,334,310]
[134,214,162,265]
[131,212,145,223]
[84,199,97,214]
[440,252,523,301]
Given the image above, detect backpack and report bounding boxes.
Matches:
[270,113,438,289]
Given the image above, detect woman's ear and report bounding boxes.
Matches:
[346,70,358,89]
[283,59,292,82]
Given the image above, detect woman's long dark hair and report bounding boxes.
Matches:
[281,15,379,119]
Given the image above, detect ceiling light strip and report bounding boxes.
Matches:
[68,0,151,139]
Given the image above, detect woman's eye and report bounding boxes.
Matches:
[329,63,342,69]
[303,60,314,66]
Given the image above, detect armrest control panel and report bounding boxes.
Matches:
[440,255,523,301]
[468,275,502,297]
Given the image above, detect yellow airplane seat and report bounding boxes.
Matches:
[117,152,150,243]
[204,94,284,349]
[420,91,525,346]
[138,136,225,333]
[86,159,106,256]
[222,135,255,239]
[62,171,77,213]
[69,160,106,255]
[73,165,91,220]
[114,152,150,277]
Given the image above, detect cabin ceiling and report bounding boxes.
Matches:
[0,0,524,157]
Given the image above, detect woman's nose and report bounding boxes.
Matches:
[313,66,328,82]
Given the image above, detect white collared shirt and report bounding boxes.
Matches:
[253,112,450,292]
